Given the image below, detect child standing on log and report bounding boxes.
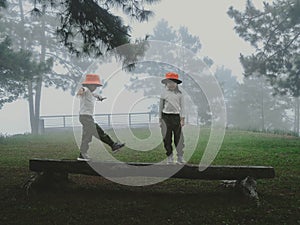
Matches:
[159,72,185,164]
[76,74,125,161]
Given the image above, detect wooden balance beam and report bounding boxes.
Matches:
[26,158,275,205]
[29,158,275,180]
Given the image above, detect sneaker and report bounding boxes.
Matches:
[167,155,174,164]
[111,142,125,153]
[77,153,91,161]
[177,156,186,164]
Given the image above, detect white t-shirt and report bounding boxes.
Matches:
[159,89,185,118]
[79,87,96,115]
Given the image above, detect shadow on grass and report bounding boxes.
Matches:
[27,174,256,206]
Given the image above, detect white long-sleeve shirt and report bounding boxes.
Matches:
[79,87,102,115]
[159,89,185,118]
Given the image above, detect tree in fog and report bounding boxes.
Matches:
[0,0,6,8]
[230,75,291,131]
[127,19,214,125]
[214,66,239,127]
[228,0,300,133]
[36,0,160,57]
[2,0,88,134]
[2,0,158,134]
[0,38,51,109]
[0,1,50,109]
[214,66,292,131]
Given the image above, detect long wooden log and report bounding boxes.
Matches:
[29,158,275,180]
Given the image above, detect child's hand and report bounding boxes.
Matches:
[97,96,107,101]
[180,118,185,127]
[76,87,85,96]
[93,93,106,101]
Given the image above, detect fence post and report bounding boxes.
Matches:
[63,116,66,128]
[39,119,45,134]
[108,114,111,127]
[129,113,132,127]
[149,112,151,123]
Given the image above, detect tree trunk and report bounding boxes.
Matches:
[37,6,46,134]
[18,0,37,134]
[295,97,299,135]
[18,0,25,48]
[33,6,47,134]
[18,0,48,134]
[28,81,35,134]
[260,78,265,132]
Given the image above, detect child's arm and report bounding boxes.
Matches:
[159,98,164,127]
[76,87,86,96]
[180,94,185,127]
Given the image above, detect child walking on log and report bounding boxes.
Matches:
[159,72,185,164]
[77,74,125,161]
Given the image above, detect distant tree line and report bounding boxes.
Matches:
[127,18,298,134]
[1,0,299,135]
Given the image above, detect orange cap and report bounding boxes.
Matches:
[82,74,102,86]
[161,72,182,84]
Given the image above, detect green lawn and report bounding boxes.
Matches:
[0,127,299,225]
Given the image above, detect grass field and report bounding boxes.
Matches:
[0,127,299,225]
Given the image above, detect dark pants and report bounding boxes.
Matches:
[79,115,114,154]
[161,113,184,157]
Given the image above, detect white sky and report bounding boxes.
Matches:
[131,0,271,77]
[0,0,271,134]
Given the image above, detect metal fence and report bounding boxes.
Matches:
[40,112,160,132]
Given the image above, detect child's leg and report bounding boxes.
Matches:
[80,125,92,154]
[161,115,173,156]
[79,115,94,154]
[94,123,114,147]
[173,119,185,157]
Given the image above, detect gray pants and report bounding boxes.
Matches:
[161,113,185,157]
[79,115,114,153]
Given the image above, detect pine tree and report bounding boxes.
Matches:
[230,76,291,131]
[1,0,158,134]
[126,20,213,125]
[34,0,160,57]
[228,0,300,133]
[0,3,49,110]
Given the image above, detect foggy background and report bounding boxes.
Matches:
[1,0,296,135]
